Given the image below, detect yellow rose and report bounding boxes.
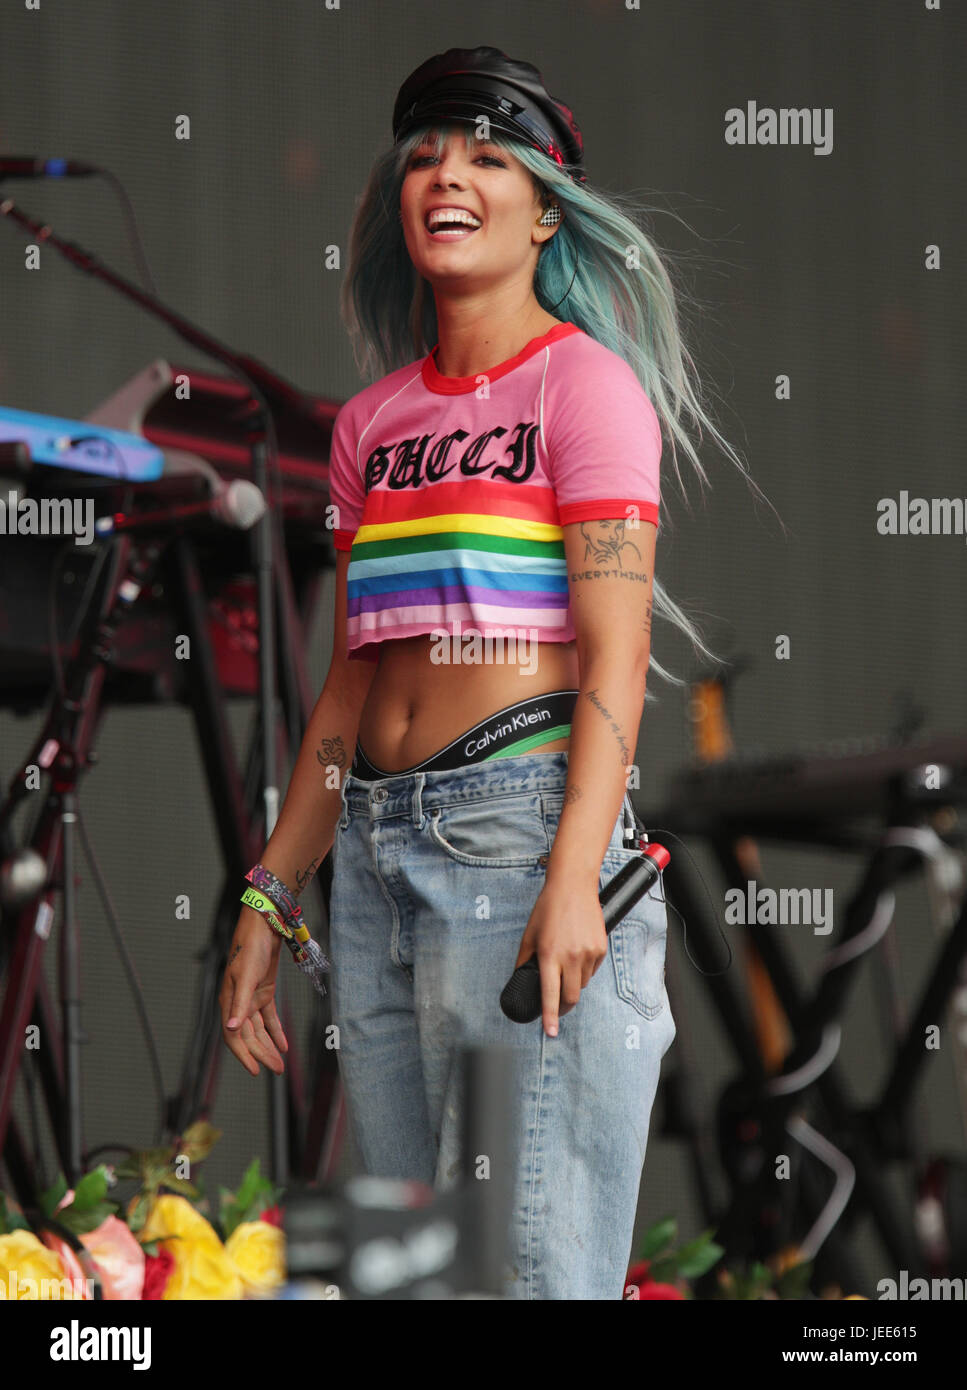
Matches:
[224,1221,285,1298]
[136,1194,242,1300]
[0,1230,86,1300]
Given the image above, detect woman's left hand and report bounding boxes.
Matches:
[513,881,608,1038]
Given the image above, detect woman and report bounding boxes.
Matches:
[220,46,753,1300]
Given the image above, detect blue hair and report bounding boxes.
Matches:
[340,122,779,694]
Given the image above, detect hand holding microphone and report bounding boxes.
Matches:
[500,842,670,1025]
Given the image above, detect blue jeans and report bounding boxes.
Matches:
[329,750,676,1299]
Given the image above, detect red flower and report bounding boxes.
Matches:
[141,1247,175,1300]
[637,1280,685,1300]
[625,1259,685,1300]
[259,1205,283,1228]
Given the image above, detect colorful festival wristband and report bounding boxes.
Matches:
[239,879,329,999]
[245,865,301,925]
[241,886,293,939]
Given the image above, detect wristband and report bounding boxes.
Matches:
[241,886,293,940]
[244,866,308,940]
[238,886,329,998]
[245,864,301,925]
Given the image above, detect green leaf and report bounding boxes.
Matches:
[220,1200,244,1241]
[638,1216,677,1261]
[646,1257,681,1285]
[127,1193,151,1235]
[225,1158,278,1231]
[57,1200,118,1236]
[677,1240,725,1279]
[178,1120,221,1164]
[234,1158,264,1212]
[673,1229,716,1262]
[140,1153,177,1189]
[247,1191,276,1222]
[71,1166,110,1213]
[38,1173,68,1219]
[158,1175,200,1199]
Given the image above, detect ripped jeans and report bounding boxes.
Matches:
[328,750,676,1299]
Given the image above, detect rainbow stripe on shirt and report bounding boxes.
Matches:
[345,477,573,654]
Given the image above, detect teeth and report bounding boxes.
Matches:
[426,209,482,230]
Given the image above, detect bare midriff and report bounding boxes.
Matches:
[356,634,580,773]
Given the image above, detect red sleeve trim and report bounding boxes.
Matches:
[334,530,356,552]
[558,498,659,527]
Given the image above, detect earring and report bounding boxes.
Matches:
[538,204,562,227]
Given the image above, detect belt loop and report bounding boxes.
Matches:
[412,773,426,829]
[338,773,350,830]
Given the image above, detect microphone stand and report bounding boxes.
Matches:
[0,194,326,1182]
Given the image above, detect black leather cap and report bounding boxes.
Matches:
[392,46,586,183]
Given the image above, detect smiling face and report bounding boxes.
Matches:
[399,125,559,292]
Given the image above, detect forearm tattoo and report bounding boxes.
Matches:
[570,568,649,582]
[296,857,320,893]
[316,734,347,770]
[563,784,583,806]
[584,688,631,766]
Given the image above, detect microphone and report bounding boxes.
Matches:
[94,478,266,536]
[500,842,671,1024]
[0,158,98,182]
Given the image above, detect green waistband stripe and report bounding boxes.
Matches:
[485,723,572,760]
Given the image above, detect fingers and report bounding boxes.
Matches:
[222,1025,260,1078]
[220,966,285,1076]
[539,953,563,1038]
[241,1015,286,1075]
[221,1011,285,1077]
[219,985,260,1078]
[224,972,254,1034]
[260,1000,289,1056]
[539,951,608,1038]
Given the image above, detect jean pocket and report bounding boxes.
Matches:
[601,847,668,1020]
[427,792,549,868]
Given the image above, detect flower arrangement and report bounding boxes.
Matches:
[1,1129,868,1301]
[624,1217,724,1299]
[0,1122,285,1300]
[624,1218,867,1300]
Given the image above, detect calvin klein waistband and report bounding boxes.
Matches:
[350,689,580,780]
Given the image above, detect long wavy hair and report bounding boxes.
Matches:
[340,120,775,694]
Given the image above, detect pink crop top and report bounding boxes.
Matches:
[327,321,661,661]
